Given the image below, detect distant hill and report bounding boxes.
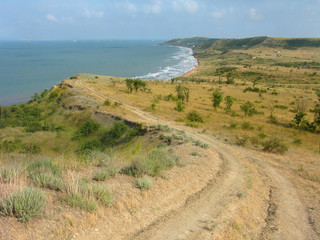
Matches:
[203,36,268,51]
[164,36,320,52]
[163,37,219,49]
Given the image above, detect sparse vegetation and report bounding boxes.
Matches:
[136,177,152,190]
[0,187,45,222]
[262,138,288,154]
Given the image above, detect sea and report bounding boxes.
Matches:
[0,40,197,106]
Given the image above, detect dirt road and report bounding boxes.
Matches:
[74,79,318,240]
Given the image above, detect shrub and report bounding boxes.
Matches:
[74,120,100,139]
[224,96,234,111]
[240,101,258,116]
[258,132,267,138]
[62,193,97,212]
[262,138,288,154]
[124,149,177,177]
[48,91,59,101]
[241,121,254,130]
[27,159,61,176]
[174,101,185,112]
[0,167,21,183]
[100,121,128,146]
[93,169,110,181]
[187,110,203,123]
[235,135,249,146]
[0,187,45,222]
[136,177,152,190]
[78,138,104,154]
[193,140,209,149]
[293,138,302,145]
[212,90,223,109]
[20,143,41,154]
[33,173,64,191]
[103,99,111,106]
[90,184,113,206]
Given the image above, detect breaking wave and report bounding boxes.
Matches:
[135,47,197,80]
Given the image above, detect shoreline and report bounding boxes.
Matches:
[164,44,199,79]
[182,57,199,77]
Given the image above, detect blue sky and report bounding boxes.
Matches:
[0,0,319,40]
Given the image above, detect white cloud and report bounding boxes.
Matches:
[46,14,58,22]
[83,8,104,18]
[144,0,162,14]
[122,1,137,12]
[249,8,263,20]
[212,9,226,19]
[173,0,198,13]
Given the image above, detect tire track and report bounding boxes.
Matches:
[73,79,318,240]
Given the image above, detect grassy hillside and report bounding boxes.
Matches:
[193,36,320,52]
[163,37,218,49]
[1,37,320,238]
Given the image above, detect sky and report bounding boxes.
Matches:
[0,0,320,40]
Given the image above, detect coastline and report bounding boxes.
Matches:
[162,44,199,79]
[182,57,199,77]
[2,42,198,106]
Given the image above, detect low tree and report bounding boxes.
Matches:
[313,89,320,126]
[267,101,277,123]
[224,95,234,111]
[175,84,190,103]
[125,79,134,93]
[295,98,308,126]
[183,87,190,103]
[174,100,185,112]
[240,101,257,116]
[212,90,223,109]
[226,73,235,84]
[252,76,262,87]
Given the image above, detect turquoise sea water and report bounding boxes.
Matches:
[0,40,197,106]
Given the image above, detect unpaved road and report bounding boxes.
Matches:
[74,79,319,240]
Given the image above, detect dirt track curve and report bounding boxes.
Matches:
[74,79,319,240]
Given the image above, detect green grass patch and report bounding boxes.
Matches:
[122,149,177,177]
[32,173,64,191]
[62,193,97,212]
[0,187,46,222]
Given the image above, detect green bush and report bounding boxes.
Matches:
[224,96,234,111]
[187,110,203,123]
[136,177,152,190]
[74,120,100,139]
[240,101,258,116]
[21,143,41,154]
[100,121,129,146]
[212,91,223,108]
[174,101,185,112]
[103,99,111,106]
[262,138,288,154]
[78,138,104,154]
[48,91,59,101]
[90,184,113,206]
[241,121,254,130]
[235,135,249,146]
[258,132,267,138]
[0,187,45,222]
